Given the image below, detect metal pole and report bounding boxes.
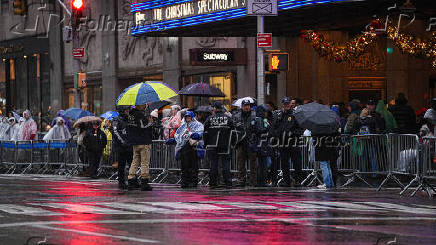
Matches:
[72,26,80,108]
[257,15,265,105]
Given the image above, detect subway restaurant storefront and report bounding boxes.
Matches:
[132,0,436,110]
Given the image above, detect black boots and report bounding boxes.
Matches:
[141,179,153,191]
[127,178,140,190]
[127,178,152,191]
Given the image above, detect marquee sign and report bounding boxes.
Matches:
[131,0,361,35]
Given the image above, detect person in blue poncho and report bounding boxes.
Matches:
[174,111,204,188]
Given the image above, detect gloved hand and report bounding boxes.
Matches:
[165,138,176,145]
[190,133,201,140]
[197,143,205,159]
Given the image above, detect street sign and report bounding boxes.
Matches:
[72,48,84,58]
[257,33,272,48]
[247,0,278,16]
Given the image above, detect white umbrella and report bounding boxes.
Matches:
[232,97,255,107]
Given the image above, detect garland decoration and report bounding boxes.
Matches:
[387,26,436,68]
[301,24,378,63]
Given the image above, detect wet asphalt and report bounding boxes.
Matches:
[0,175,435,245]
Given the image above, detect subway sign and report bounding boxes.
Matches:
[190,48,247,66]
[131,0,361,35]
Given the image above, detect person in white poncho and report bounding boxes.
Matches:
[43,117,71,141]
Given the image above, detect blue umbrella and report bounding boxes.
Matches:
[62,108,93,120]
[100,111,119,121]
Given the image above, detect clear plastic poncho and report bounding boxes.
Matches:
[174,117,204,156]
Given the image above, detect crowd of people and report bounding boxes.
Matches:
[1,92,435,191]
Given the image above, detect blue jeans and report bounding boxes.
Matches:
[320,161,334,188]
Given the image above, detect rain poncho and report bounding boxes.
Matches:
[101,119,112,156]
[20,110,38,140]
[174,112,204,157]
[7,118,20,141]
[50,110,72,131]
[43,117,71,141]
[0,117,10,140]
[162,106,182,140]
[376,100,397,133]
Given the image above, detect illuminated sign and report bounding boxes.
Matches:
[190,48,246,66]
[268,53,288,71]
[135,0,246,25]
[131,0,360,35]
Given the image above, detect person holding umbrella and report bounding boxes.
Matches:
[111,106,132,190]
[127,105,153,191]
[83,120,107,178]
[293,102,342,188]
[116,81,179,190]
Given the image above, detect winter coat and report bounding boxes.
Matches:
[83,128,107,153]
[272,109,304,148]
[127,109,153,145]
[311,132,341,162]
[203,110,234,154]
[389,104,417,134]
[345,111,360,135]
[248,105,273,156]
[232,109,256,145]
[111,114,132,153]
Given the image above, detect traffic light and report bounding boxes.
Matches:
[77,72,87,88]
[72,0,85,28]
[13,0,27,16]
[268,53,289,71]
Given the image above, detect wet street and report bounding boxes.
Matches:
[0,175,435,245]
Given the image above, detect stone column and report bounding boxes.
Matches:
[237,37,256,98]
[101,0,119,111]
[163,37,181,102]
[49,3,64,112]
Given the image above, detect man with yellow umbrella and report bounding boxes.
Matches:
[116,81,178,191]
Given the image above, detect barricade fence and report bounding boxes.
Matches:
[0,134,435,196]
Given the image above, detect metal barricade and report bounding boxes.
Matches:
[98,140,115,178]
[343,134,389,188]
[402,136,436,197]
[1,141,17,174]
[38,140,69,175]
[378,134,419,192]
[299,136,322,187]
[65,140,88,177]
[150,140,171,183]
[14,141,33,174]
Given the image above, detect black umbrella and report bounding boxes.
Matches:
[148,100,171,111]
[195,105,212,113]
[293,102,340,135]
[179,83,225,97]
